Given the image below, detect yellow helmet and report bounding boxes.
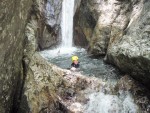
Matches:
[72,56,79,61]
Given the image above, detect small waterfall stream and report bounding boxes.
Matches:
[40,0,150,112]
[61,0,75,47]
[47,0,76,55]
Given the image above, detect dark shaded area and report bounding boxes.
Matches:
[11,58,29,113]
[17,95,30,113]
[39,101,70,113]
[73,0,96,48]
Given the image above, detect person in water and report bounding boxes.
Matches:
[71,56,79,71]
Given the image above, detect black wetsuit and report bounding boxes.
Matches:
[71,63,80,68]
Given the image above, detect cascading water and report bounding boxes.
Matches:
[61,0,75,47]
[42,0,76,56]
[40,0,150,113]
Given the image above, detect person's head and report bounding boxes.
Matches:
[72,56,79,64]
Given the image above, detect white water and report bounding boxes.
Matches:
[84,92,138,113]
[41,0,75,56]
[40,47,78,58]
[61,0,75,47]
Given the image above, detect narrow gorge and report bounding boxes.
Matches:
[0,0,150,113]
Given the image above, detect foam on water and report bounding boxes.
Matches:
[84,92,138,113]
[40,47,78,58]
[40,0,76,59]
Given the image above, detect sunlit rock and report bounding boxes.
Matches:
[106,0,150,89]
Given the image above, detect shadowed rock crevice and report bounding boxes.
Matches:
[74,0,96,48]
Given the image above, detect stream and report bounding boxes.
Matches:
[40,47,150,113]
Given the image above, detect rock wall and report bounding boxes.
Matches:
[75,0,135,55]
[22,53,68,113]
[74,0,95,47]
[106,0,150,89]
[0,0,63,112]
[0,0,32,113]
[28,0,62,50]
[75,0,150,88]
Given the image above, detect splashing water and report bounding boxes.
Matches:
[40,47,78,58]
[84,92,138,113]
[41,0,75,56]
[61,0,75,47]
[40,48,142,113]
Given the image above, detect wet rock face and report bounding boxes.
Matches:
[74,0,96,47]
[0,0,32,112]
[28,0,62,50]
[75,0,135,54]
[76,0,150,88]
[106,0,150,89]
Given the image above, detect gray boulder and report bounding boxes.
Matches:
[106,0,150,88]
[0,0,32,112]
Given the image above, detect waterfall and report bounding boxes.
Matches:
[40,0,76,56]
[61,0,75,47]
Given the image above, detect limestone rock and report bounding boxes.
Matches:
[106,0,150,89]
[0,0,32,112]
[28,0,63,50]
[75,0,143,54]
[23,53,66,113]
[76,0,150,89]
[74,0,96,48]
[39,0,62,49]
[23,53,106,113]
